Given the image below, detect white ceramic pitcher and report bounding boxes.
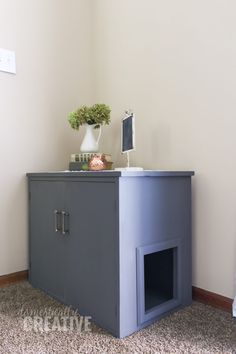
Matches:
[80,124,102,153]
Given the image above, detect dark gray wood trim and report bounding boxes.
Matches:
[0,270,28,287]
[192,286,233,313]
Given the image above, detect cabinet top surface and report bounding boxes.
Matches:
[27,170,194,178]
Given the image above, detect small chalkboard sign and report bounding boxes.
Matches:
[122,112,135,153]
[115,110,143,171]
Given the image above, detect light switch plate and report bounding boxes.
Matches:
[0,48,16,74]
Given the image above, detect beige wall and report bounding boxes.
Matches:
[93,0,236,298]
[1,0,235,300]
[0,0,92,275]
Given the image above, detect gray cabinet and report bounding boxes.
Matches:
[27,171,194,338]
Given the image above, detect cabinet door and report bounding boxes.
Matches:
[64,181,119,335]
[29,181,65,302]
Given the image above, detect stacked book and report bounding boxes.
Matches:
[69,153,113,171]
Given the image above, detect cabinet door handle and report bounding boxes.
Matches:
[54,210,61,232]
[61,211,69,235]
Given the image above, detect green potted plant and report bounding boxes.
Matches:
[68,103,111,153]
